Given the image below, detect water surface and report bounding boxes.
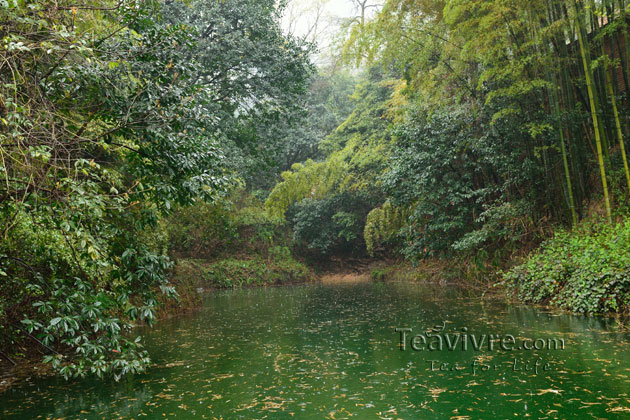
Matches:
[2,281,630,419]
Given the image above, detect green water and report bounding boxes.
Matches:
[2,281,630,419]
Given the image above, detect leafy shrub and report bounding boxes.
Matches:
[504,219,630,313]
[0,200,174,380]
[383,103,547,259]
[290,198,339,254]
[206,258,269,288]
[168,193,286,259]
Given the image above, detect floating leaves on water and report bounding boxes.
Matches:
[536,388,563,395]
[5,283,630,419]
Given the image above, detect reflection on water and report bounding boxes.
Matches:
[2,281,630,419]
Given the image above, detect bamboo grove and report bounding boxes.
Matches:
[470,0,630,223]
[327,0,630,254]
[268,0,630,263]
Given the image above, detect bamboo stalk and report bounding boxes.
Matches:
[553,77,579,225]
[605,65,630,192]
[544,0,579,224]
[0,350,17,366]
[572,0,613,222]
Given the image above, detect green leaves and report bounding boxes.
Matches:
[289,191,376,256]
[159,0,314,190]
[264,69,394,257]
[0,0,312,380]
[504,219,630,314]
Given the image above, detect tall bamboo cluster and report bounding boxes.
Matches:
[540,0,630,223]
[345,0,630,227]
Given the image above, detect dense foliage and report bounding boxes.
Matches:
[310,0,630,261]
[187,251,312,289]
[322,0,630,313]
[6,0,630,381]
[0,0,311,377]
[289,191,375,256]
[277,71,357,172]
[505,219,630,313]
[265,67,394,256]
[383,103,544,258]
[259,0,630,313]
[161,0,315,189]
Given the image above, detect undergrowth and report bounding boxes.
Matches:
[504,217,630,313]
[176,248,313,289]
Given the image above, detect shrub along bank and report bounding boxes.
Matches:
[504,217,630,314]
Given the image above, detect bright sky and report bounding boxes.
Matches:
[281,0,355,36]
[281,0,357,64]
[326,1,356,19]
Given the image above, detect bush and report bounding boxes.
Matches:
[383,103,547,260]
[504,219,630,313]
[167,190,288,259]
[0,201,174,380]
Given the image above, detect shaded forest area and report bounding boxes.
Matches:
[4,0,630,380]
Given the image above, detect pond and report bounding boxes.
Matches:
[2,281,630,419]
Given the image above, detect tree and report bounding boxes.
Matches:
[162,0,315,188]
[570,0,612,222]
[0,0,313,379]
